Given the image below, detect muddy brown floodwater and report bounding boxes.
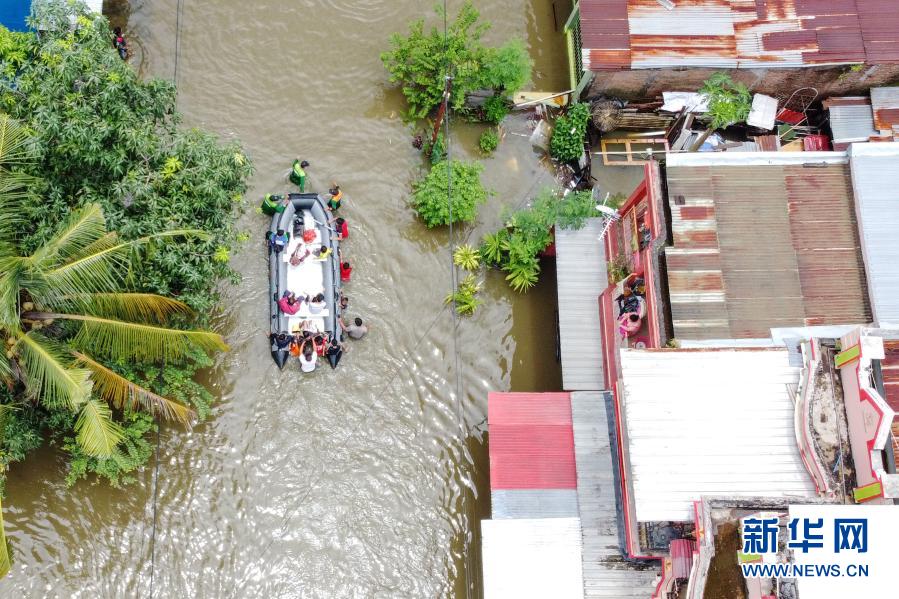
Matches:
[1,1,573,597]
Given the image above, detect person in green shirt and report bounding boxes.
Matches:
[260,193,287,216]
[290,159,310,192]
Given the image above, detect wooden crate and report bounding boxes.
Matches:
[599,138,669,166]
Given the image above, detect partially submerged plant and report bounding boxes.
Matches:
[479,127,500,155]
[453,244,481,270]
[549,103,591,162]
[445,274,483,315]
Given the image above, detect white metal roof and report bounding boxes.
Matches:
[555,218,606,391]
[481,517,585,599]
[666,150,848,167]
[620,348,817,523]
[571,392,658,597]
[849,142,899,327]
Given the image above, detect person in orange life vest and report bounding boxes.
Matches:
[278,291,302,315]
[327,184,343,211]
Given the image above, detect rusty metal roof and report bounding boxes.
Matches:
[870,87,899,133]
[580,0,899,71]
[664,154,871,340]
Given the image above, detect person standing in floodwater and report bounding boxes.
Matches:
[291,159,309,192]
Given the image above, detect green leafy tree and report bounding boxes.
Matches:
[381,1,531,120]
[0,1,254,313]
[0,114,227,578]
[411,160,489,228]
[550,103,591,162]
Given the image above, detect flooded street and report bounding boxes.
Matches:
[1,0,571,596]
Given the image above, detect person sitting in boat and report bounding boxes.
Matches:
[271,331,293,350]
[278,291,302,315]
[261,193,287,216]
[329,216,349,240]
[314,244,332,260]
[270,229,290,253]
[308,293,326,315]
[327,184,343,211]
[314,333,328,356]
[299,337,318,372]
[326,336,344,368]
[289,244,311,266]
[290,159,309,192]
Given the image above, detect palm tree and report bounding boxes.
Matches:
[0,114,227,577]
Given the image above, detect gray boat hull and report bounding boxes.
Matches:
[268,193,342,369]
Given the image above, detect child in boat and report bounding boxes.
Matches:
[327,184,343,211]
[315,245,332,260]
[278,291,302,315]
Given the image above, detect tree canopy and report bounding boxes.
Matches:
[0,1,254,312]
[381,0,532,120]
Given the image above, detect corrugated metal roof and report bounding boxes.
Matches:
[670,539,695,579]
[665,158,871,340]
[571,392,658,598]
[620,348,818,522]
[580,0,894,71]
[870,86,899,133]
[555,219,607,391]
[481,517,585,599]
[848,143,899,327]
[491,489,579,519]
[488,392,577,491]
[825,98,878,146]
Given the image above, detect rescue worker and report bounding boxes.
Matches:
[290,159,310,192]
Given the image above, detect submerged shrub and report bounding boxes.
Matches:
[411,160,489,228]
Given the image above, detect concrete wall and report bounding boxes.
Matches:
[585,64,899,101]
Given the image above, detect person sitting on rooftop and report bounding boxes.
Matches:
[278,291,302,315]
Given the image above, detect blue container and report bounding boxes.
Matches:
[0,0,32,32]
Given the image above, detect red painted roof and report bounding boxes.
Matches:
[487,392,577,491]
